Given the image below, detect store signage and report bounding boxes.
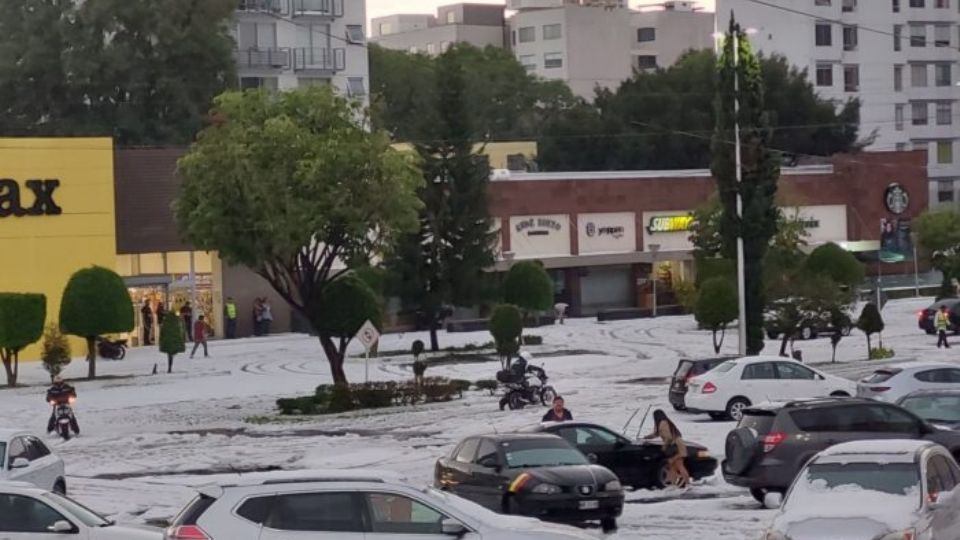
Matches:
[579,212,635,255]
[646,214,693,234]
[798,218,820,229]
[885,183,909,215]
[509,214,571,257]
[585,222,625,239]
[515,217,563,236]
[0,179,62,217]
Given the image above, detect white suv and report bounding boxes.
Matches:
[164,470,596,540]
[0,430,66,494]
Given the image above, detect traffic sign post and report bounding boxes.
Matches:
[356,320,380,383]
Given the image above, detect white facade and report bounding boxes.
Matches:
[371,4,506,55]
[631,2,716,72]
[233,0,369,100]
[719,0,960,205]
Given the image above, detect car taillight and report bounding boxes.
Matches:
[870,386,891,393]
[685,373,695,383]
[762,432,786,453]
[702,382,717,394]
[918,310,926,320]
[164,526,210,540]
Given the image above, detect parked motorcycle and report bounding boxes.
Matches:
[497,364,557,411]
[96,336,127,360]
[49,399,79,441]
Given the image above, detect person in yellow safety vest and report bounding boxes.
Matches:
[224,297,238,339]
[936,305,951,349]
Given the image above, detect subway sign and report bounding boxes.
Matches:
[647,214,693,234]
[0,179,62,217]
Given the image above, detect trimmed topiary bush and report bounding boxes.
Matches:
[60,266,133,379]
[0,293,46,387]
[40,324,71,383]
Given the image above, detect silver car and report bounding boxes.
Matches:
[857,362,960,403]
[0,429,67,494]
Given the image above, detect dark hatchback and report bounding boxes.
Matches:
[669,357,733,410]
[918,299,960,334]
[528,421,718,488]
[434,433,624,532]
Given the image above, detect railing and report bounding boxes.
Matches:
[237,0,286,14]
[234,48,292,69]
[293,48,346,71]
[292,0,344,17]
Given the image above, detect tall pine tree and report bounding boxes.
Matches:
[712,16,780,355]
[388,48,497,351]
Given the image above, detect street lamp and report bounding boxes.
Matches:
[649,243,661,317]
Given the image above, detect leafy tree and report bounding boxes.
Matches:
[59,266,133,379]
[857,303,885,356]
[490,304,523,367]
[503,261,554,321]
[40,324,71,382]
[0,293,45,387]
[0,0,236,144]
[767,273,849,357]
[159,314,185,374]
[313,274,383,369]
[175,87,421,385]
[829,307,851,363]
[387,49,496,352]
[804,242,865,289]
[712,18,781,355]
[695,278,738,354]
[915,209,960,296]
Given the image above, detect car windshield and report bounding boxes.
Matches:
[501,439,588,468]
[713,362,736,374]
[42,493,112,527]
[900,395,960,424]
[673,361,693,378]
[863,370,900,384]
[785,462,920,512]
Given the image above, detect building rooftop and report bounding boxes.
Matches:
[490,164,835,181]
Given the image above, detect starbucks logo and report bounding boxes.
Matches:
[885,183,909,215]
[585,222,597,237]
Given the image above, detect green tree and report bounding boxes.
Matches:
[159,314,185,374]
[804,242,865,289]
[313,274,383,364]
[829,307,851,363]
[695,278,739,354]
[387,49,496,352]
[767,273,850,357]
[503,261,554,321]
[59,266,133,379]
[490,304,523,367]
[915,209,960,296]
[0,0,236,144]
[712,18,781,355]
[176,87,420,385]
[857,303,885,356]
[0,293,45,387]
[40,324,71,382]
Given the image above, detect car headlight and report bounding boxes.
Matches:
[878,529,916,540]
[531,482,563,495]
[604,480,623,492]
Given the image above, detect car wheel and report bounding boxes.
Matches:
[601,518,618,533]
[799,326,815,340]
[653,461,671,489]
[53,479,66,496]
[830,391,850,397]
[672,404,686,412]
[750,488,766,504]
[507,392,524,410]
[540,386,557,406]
[708,412,727,421]
[726,397,751,422]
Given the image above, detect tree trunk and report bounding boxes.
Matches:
[319,334,348,385]
[167,353,174,374]
[831,344,837,363]
[713,327,725,355]
[429,323,440,352]
[866,333,872,357]
[779,332,790,357]
[879,333,884,349]
[86,337,97,379]
[0,349,17,387]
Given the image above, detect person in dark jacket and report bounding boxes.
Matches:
[542,396,573,422]
[141,299,154,345]
[156,302,166,325]
[179,302,194,341]
[46,376,79,434]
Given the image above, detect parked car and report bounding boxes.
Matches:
[526,421,717,489]
[0,430,66,494]
[723,397,960,503]
[765,312,852,341]
[668,357,733,411]
[685,356,856,421]
[0,482,160,539]
[434,434,624,533]
[898,389,960,430]
[762,440,960,540]
[858,362,960,403]
[917,299,960,335]
[165,469,597,540]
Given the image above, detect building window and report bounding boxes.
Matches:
[347,77,366,97]
[816,63,833,86]
[939,186,955,203]
[815,23,832,46]
[894,25,903,51]
[426,43,436,55]
[895,65,904,91]
[446,10,456,23]
[911,24,927,47]
[543,24,562,40]
[511,30,516,46]
[938,140,954,163]
[544,52,563,69]
[913,101,929,124]
[896,104,905,130]
[379,22,392,36]
[912,63,928,87]
[937,101,953,125]
[440,41,451,52]
[345,25,365,45]
[936,62,952,86]
[638,27,656,42]
[935,24,952,46]
[637,55,658,70]
[896,142,908,151]
[893,0,900,11]
[843,25,858,50]
[843,65,859,91]
[842,0,856,11]
[815,0,830,4]
[519,54,536,71]
[910,0,925,6]
[239,77,278,90]
[518,26,535,43]
[409,46,419,53]
[298,77,329,87]
[936,0,949,7]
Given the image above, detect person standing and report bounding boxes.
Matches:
[190,315,211,358]
[644,409,690,488]
[224,297,238,339]
[252,298,264,336]
[179,302,194,341]
[542,396,573,422]
[140,299,154,345]
[936,305,951,349]
[260,300,274,336]
[156,302,166,326]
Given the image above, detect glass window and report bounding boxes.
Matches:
[938,102,953,125]
[868,405,923,433]
[939,141,954,164]
[913,101,929,125]
[637,55,658,69]
[25,437,49,460]
[936,0,950,7]
[894,0,901,11]
[544,52,563,69]
[895,25,903,51]
[791,407,845,432]
[264,493,362,532]
[7,438,27,465]
[897,143,908,151]
[900,394,960,424]
[41,493,110,528]
[843,25,858,50]
[776,362,817,380]
[714,362,737,373]
[455,438,480,463]
[0,494,68,533]
[742,362,777,380]
[239,77,278,90]
[816,0,831,5]
[817,63,833,86]
[914,369,940,382]
[378,22,392,36]
[895,65,903,91]
[237,496,274,524]
[518,26,535,43]
[501,439,588,468]
[912,64,928,87]
[896,104,905,130]
[844,65,859,92]
[932,455,958,492]
[939,185,955,203]
[426,43,436,55]
[911,24,927,47]
[815,23,832,46]
[347,77,365,97]
[519,54,536,71]
[638,27,656,42]
[842,0,856,10]
[936,63,952,86]
[446,10,456,23]
[910,0,925,6]
[345,25,365,45]
[366,493,447,535]
[298,77,329,88]
[474,439,498,465]
[936,24,952,46]
[558,426,620,446]
[543,24,562,40]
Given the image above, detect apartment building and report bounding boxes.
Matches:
[233,0,369,100]
[371,4,507,54]
[719,0,960,205]
[632,1,716,72]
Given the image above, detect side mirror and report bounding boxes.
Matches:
[48,520,74,533]
[441,518,467,536]
[10,457,29,469]
[587,453,598,464]
[477,457,501,472]
[763,492,783,509]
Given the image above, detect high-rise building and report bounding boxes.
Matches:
[371,4,507,54]
[719,0,960,205]
[233,0,369,100]
[632,2,716,73]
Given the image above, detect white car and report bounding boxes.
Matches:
[0,429,66,494]
[164,470,597,540]
[858,362,960,403]
[0,482,160,539]
[685,356,856,421]
[762,440,960,540]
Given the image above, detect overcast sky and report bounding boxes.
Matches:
[366,0,716,24]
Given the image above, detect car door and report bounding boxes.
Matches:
[928,454,960,539]
[469,439,507,510]
[739,362,779,403]
[0,493,78,540]
[25,437,58,491]
[441,439,480,502]
[773,362,822,398]
[258,491,365,540]
[363,491,465,540]
[4,438,35,486]
[555,426,637,485]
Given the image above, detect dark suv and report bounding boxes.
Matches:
[918,298,960,334]
[668,357,733,410]
[723,397,960,503]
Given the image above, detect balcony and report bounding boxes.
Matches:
[234,48,292,69]
[292,0,343,17]
[237,0,286,14]
[293,48,346,71]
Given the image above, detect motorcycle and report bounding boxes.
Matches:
[49,398,79,441]
[96,336,127,360]
[497,364,557,411]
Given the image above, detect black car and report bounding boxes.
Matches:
[917,299,960,334]
[669,357,733,410]
[434,433,624,532]
[528,421,718,489]
[897,389,960,430]
[723,397,960,503]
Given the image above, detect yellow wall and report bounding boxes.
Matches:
[391,141,538,170]
[0,138,117,360]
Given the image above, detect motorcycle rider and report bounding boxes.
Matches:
[46,376,79,435]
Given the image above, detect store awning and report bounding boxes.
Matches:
[123,275,173,288]
[493,250,693,272]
